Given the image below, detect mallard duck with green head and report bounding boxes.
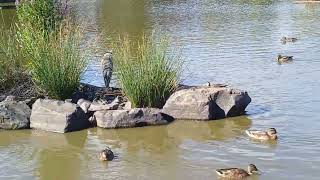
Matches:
[246,128,278,140]
[216,164,260,179]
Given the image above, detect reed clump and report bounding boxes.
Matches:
[113,35,183,108]
[0,27,28,92]
[13,0,86,99]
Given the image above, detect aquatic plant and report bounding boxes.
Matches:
[16,0,69,55]
[17,0,69,33]
[14,0,86,99]
[0,27,28,92]
[22,22,86,99]
[113,35,183,108]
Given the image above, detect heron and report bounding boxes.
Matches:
[101,51,113,88]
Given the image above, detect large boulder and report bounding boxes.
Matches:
[0,99,31,130]
[30,99,91,133]
[162,86,251,120]
[94,108,174,129]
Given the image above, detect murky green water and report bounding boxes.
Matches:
[1,0,320,179]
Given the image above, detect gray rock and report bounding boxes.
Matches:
[95,108,174,129]
[23,97,37,109]
[64,99,72,103]
[0,95,5,102]
[30,99,91,133]
[88,97,120,111]
[70,83,122,103]
[0,100,31,130]
[88,115,97,126]
[4,95,16,101]
[77,99,92,113]
[122,101,132,110]
[162,86,251,120]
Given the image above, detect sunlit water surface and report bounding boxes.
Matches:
[1,0,320,179]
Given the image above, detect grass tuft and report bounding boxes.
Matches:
[14,0,86,100]
[23,22,86,99]
[113,34,183,108]
[0,26,28,92]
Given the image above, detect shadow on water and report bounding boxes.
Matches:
[94,125,172,154]
[167,116,252,142]
[91,116,252,154]
[249,138,278,149]
[0,130,88,180]
[30,130,88,180]
[246,104,272,116]
[0,130,32,147]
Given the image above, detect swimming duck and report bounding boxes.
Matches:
[98,147,114,161]
[277,55,293,63]
[281,36,297,43]
[246,128,278,140]
[204,82,228,87]
[216,164,260,179]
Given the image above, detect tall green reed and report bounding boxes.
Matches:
[0,26,27,92]
[113,35,183,108]
[24,22,86,99]
[14,0,87,99]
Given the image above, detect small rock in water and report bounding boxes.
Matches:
[65,99,72,103]
[99,147,114,161]
[77,99,92,113]
[89,96,121,111]
[5,96,16,102]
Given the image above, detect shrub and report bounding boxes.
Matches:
[113,35,183,108]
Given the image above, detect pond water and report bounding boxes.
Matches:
[1,0,320,179]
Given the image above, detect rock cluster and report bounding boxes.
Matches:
[0,83,251,133]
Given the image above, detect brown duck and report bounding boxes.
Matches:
[281,36,298,43]
[216,164,260,179]
[277,55,293,63]
[246,128,278,140]
[98,147,114,161]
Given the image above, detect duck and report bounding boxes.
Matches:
[204,82,228,87]
[246,128,278,140]
[98,147,114,161]
[277,55,293,63]
[281,36,298,43]
[216,164,260,179]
